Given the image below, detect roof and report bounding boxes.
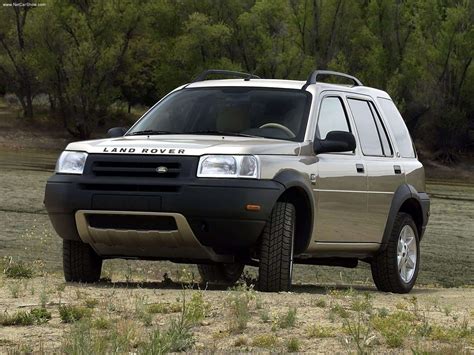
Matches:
[185,78,391,99]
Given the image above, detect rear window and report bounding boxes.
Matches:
[377,98,416,158]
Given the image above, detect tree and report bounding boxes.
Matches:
[0,1,38,118]
[33,0,143,138]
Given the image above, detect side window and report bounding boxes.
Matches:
[316,97,350,139]
[377,98,416,158]
[347,98,384,156]
[369,102,393,156]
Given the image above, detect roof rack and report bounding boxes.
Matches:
[192,69,260,83]
[302,70,363,89]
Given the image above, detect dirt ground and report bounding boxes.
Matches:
[0,274,472,353]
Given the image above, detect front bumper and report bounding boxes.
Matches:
[44,172,284,258]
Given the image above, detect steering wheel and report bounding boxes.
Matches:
[259,123,296,138]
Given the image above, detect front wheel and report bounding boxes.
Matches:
[63,240,102,283]
[371,213,420,293]
[197,263,244,285]
[258,201,295,292]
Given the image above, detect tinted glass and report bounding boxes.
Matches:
[378,98,416,158]
[369,102,393,156]
[348,99,383,156]
[316,97,350,139]
[129,88,311,141]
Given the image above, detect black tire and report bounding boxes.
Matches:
[197,263,244,285]
[63,240,102,283]
[258,201,295,292]
[371,212,420,293]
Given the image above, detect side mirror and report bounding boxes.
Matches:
[107,127,128,138]
[314,130,356,154]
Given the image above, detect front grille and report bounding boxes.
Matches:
[92,161,181,178]
[84,154,198,179]
[87,214,178,231]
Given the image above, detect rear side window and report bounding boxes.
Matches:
[369,102,393,156]
[347,98,383,156]
[316,97,350,139]
[377,98,415,158]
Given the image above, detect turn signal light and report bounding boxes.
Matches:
[245,204,261,211]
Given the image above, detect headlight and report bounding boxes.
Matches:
[197,155,259,178]
[55,151,88,174]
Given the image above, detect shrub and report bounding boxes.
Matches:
[0,308,51,326]
[0,311,34,326]
[30,308,52,324]
[314,298,327,308]
[84,298,99,309]
[307,325,337,338]
[330,303,349,319]
[252,334,278,349]
[371,311,414,348]
[92,317,111,330]
[148,302,182,314]
[278,307,297,329]
[59,305,91,323]
[226,288,253,332]
[4,262,33,279]
[183,292,209,326]
[286,338,300,352]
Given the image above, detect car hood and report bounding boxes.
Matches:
[65,135,301,156]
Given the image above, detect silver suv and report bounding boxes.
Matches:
[45,69,430,293]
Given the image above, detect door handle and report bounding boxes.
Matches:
[394,165,402,174]
[356,164,365,173]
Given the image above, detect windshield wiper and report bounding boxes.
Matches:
[129,130,179,136]
[186,130,259,138]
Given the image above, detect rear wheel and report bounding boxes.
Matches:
[258,201,295,292]
[197,263,244,285]
[63,240,102,283]
[371,213,420,293]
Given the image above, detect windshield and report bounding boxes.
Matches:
[128,87,312,141]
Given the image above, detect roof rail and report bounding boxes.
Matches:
[302,70,363,89]
[192,69,260,83]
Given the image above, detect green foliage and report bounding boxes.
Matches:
[277,307,297,329]
[1,308,51,326]
[142,318,194,354]
[307,325,337,338]
[372,311,415,348]
[286,337,300,352]
[251,333,278,349]
[59,305,91,323]
[4,262,33,279]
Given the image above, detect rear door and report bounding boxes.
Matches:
[346,96,404,243]
[313,93,368,242]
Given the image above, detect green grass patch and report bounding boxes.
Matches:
[307,325,337,338]
[59,305,91,323]
[252,333,278,349]
[4,262,33,278]
[277,307,297,329]
[286,337,300,352]
[371,311,415,348]
[0,308,51,326]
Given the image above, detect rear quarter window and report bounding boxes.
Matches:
[377,98,416,158]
